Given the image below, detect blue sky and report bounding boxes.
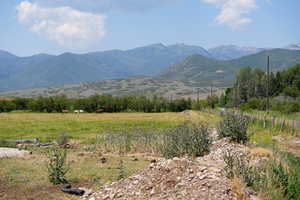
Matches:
[0,0,299,56]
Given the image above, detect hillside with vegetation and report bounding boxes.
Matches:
[0,44,211,91]
[159,49,300,81]
[0,76,232,99]
[0,45,299,92]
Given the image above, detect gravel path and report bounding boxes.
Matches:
[0,147,30,158]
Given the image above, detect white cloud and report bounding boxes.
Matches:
[16,1,106,49]
[202,0,259,29]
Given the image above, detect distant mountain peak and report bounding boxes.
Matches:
[147,43,166,49]
[208,45,266,60]
[286,43,300,50]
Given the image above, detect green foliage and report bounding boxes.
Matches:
[206,94,219,109]
[225,64,300,113]
[223,150,235,178]
[223,150,261,187]
[56,133,70,146]
[192,100,209,110]
[218,113,249,144]
[46,147,69,184]
[0,140,17,148]
[159,123,211,159]
[96,123,211,159]
[0,100,16,113]
[283,86,299,98]
[1,95,193,113]
[224,149,300,200]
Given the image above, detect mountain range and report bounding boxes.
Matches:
[159,48,300,81]
[0,43,299,93]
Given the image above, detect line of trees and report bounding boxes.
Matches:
[224,64,300,113]
[0,95,194,113]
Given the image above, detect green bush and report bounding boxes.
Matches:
[223,150,261,187]
[240,103,252,112]
[159,123,211,159]
[46,147,69,184]
[218,113,249,144]
[56,133,69,146]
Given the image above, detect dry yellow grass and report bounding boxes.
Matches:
[0,112,184,122]
[231,177,250,200]
[249,147,273,158]
[0,149,150,200]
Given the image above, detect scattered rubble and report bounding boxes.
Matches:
[81,129,258,200]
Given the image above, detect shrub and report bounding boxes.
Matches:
[46,147,69,184]
[240,103,252,112]
[159,123,211,159]
[218,113,249,144]
[223,150,261,187]
[223,150,236,178]
[56,133,69,146]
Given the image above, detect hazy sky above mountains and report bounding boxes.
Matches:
[0,0,298,56]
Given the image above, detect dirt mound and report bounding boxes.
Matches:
[83,133,256,200]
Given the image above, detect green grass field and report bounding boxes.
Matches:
[0,113,185,142]
[241,109,300,121]
[0,111,220,200]
[0,112,220,142]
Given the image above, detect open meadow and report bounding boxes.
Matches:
[0,111,220,200]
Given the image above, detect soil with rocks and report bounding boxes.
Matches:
[82,131,259,200]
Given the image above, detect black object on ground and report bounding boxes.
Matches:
[100,157,107,164]
[61,184,85,196]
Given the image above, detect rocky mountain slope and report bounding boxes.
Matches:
[159,49,300,81]
[0,76,233,99]
[208,45,266,60]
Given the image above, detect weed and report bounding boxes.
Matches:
[46,147,69,184]
[117,159,125,180]
[218,113,249,144]
[159,123,211,159]
[56,132,69,146]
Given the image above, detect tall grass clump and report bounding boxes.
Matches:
[223,149,300,200]
[46,147,69,184]
[218,113,249,144]
[159,123,211,159]
[56,132,69,146]
[223,150,262,187]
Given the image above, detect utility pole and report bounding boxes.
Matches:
[197,88,200,110]
[266,56,270,115]
[210,82,213,97]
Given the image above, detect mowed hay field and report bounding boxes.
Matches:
[0,111,220,200]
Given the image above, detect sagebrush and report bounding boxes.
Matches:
[218,113,249,144]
